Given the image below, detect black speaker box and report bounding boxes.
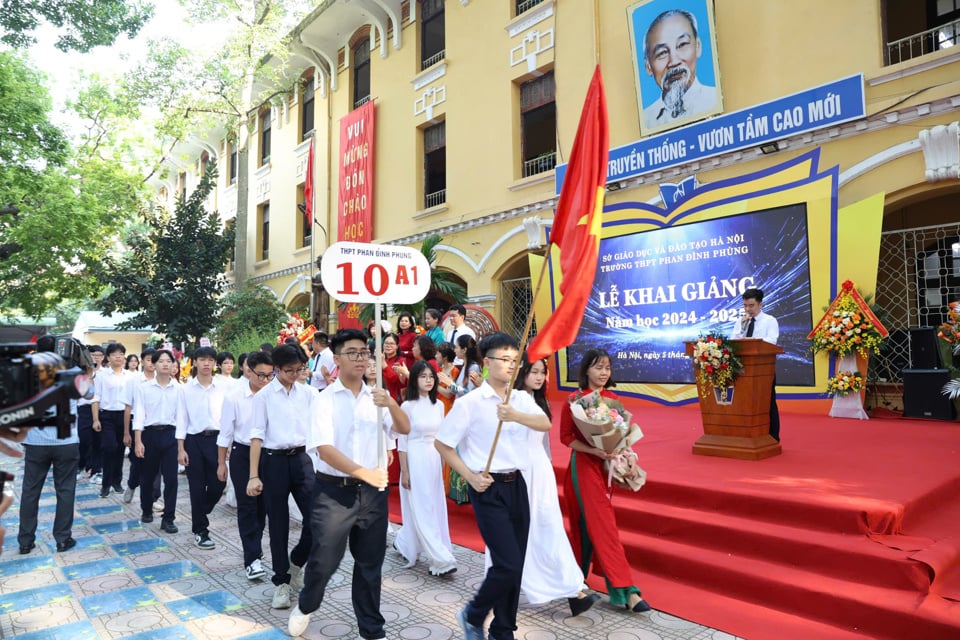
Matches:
[908,327,941,369]
[902,369,956,420]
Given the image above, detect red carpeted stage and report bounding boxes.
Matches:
[390,401,960,639]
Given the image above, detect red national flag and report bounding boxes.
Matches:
[527,65,609,363]
[303,137,315,228]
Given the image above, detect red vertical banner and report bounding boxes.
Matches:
[337,101,376,328]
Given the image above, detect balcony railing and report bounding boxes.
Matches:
[424,189,446,208]
[886,19,959,65]
[421,50,446,71]
[354,95,371,109]
[522,151,556,178]
[516,0,546,16]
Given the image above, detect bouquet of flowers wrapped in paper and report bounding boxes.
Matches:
[569,390,645,492]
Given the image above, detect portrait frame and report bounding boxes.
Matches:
[627,0,724,136]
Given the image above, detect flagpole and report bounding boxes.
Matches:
[482,244,552,475]
[308,132,317,322]
[593,0,602,66]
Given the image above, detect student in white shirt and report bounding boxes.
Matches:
[246,345,316,609]
[123,348,162,505]
[308,332,335,390]
[218,350,274,581]
[176,346,228,550]
[288,329,410,639]
[132,349,181,534]
[435,332,551,640]
[92,343,133,498]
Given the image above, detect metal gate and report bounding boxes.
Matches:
[500,276,537,343]
[873,222,960,382]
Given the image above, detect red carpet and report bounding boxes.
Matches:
[390,402,960,639]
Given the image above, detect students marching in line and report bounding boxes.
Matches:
[561,349,652,614]
[247,344,316,609]
[92,343,133,498]
[288,328,410,639]
[395,361,457,577]
[176,346,228,550]
[435,332,551,640]
[217,351,274,581]
[132,349,181,534]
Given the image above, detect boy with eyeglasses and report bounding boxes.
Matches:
[176,346,229,550]
[288,329,410,639]
[435,332,551,640]
[217,351,274,581]
[247,344,317,609]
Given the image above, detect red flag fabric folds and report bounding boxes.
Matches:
[527,65,609,363]
[303,137,315,228]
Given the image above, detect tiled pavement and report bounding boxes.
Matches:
[0,455,740,640]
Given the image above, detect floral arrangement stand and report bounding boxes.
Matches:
[684,338,783,460]
[808,280,888,420]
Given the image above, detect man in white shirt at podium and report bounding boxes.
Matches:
[731,288,781,441]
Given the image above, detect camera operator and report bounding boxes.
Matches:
[16,335,81,554]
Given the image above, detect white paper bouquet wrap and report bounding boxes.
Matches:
[569,390,646,492]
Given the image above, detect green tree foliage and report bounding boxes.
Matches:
[98,164,235,346]
[1,0,154,52]
[214,284,286,348]
[0,52,143,316]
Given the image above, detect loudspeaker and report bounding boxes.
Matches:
[908,327,941,369]
[902,369,956,420]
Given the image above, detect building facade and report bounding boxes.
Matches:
[154,0,960,393]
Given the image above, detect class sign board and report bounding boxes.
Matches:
[321,242,431,305]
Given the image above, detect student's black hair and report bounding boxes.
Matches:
[456,334,481,377]
[141,348,157,360]
[436,343,455,363]
[193,346,218,361]
[237,352,248,369]
[36,335,56,352]
[405,360,439,404]
[87,344,104,354]
[125,354,140,368]
[259,342,275,353]
[577,348,616,390]
[381,332,399,349]
[515,352,551,420]
[415,335,436,361]
[151,349,176,364]
[330,328,368,354]
[246,351,273,369]
[216,351,235,367]
[477,331,518,358]
[742,287,764,302]
[104,342,126,357]
[272,343,307,368]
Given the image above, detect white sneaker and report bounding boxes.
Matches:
[178,464,186,474]
[246,558,266,581]
[272,582,294,609]
[288,605,310,636]
[290,562,304,591]
[89,473,102,485]
[153,499,164,512]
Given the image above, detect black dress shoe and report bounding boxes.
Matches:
[568,593,600,617]
[626,598,652,613]
[141,513,154,523]
[99,488,110,498]
[160,519,178,534]
[56,537,77,552]
[18,542,35,555]
[112,484,123,494]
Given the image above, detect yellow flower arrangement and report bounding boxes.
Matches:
[826,370,864,397]
[809,281,887,359]
[937,301,960,344]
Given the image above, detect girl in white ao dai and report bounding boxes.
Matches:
[395,360,457,576]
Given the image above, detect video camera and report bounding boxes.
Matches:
[0,336,94,439]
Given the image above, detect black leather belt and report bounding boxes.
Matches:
[194,430,220,437]
[145,424,175,431]
[100,409,124,415]
[316,471,363,487]
[489,470,519,483]
[263,446,306,456]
